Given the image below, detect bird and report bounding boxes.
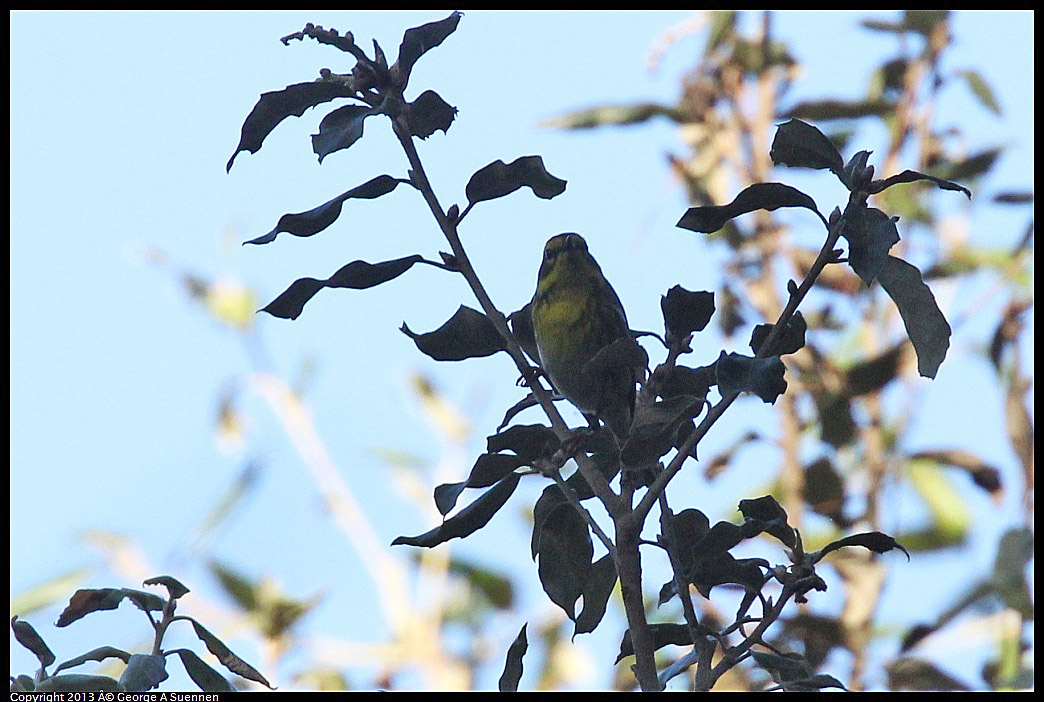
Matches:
[530,233,637,442]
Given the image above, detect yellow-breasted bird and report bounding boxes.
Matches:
[531,233,636,440]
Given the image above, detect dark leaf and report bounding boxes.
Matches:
[393,472,521,548]
[56,588,164,627]
[487,424,559,462]
[887,658,971,692]
[465,155,567,206]
[189,618,274,688]
[394,12,463,87]
[769,118,844,172]
[752,650,813,688]
[661,286,715,338]
[573,554,617,636]
[508,301,540,363]
[784,98,894,122]
[910,449,1002,495]
[803,458,846,525]
[52,646,131,676]
[677,182,822,233]
[401,305,506,361]
[119,654,168,692]
[868,169,971,199]
[842,204,901,284]
[616,623,692,663]
[143,575,190,600]
[715,351,788,404]
[738,495,788,523]
[531,485,570,560]
[227,81,358,171]
[876,256,951,378]
[172,649,235,693]
[817,531,910,561]
[406,89,457,138]
[11,616,55,668]
[844,343,905,396]
[536,503,593,620]
[656,364,714,401]
[749,312,806,356]
[262,255,423,320]
[498,623,528,692]
[434,453,526,515]
[33,674,121,693]
[245,175,404,245]
[311,104,374,162]
[621,395,702,467]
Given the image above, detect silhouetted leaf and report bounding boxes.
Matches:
[465,156,567,205]
[172,649,235,693]
[189,618,273,688]
[11,616,55,668]
[616,623,692,663]
[33,674,121,693]
[876,256,951,378]
[508,302,540,363]
[750,312,806,356]
[393,472,521,548]
[394,12,462,87]
[402,305,506,361]
[868,169,971,199]
[311,104,374,162]
[536,501,592,620]
[498,624,528,692]
[487,424,559,462]
[622,395,703,467]
[843,204,901,284]
[434,453,527,515]
[715,351,787,404]
[56,588,165,627]
[227,81,358,171]
[406,89,457,138]
[52,646,131,676]
[143,575,189,600]
[770,118,844,172]
[574,554,617,636]
[245,175,404,245]
[119,654,167,692]
[262,255,424,320]
[818,531,910,561]
[661,286,715,338]
[677,182,821,233]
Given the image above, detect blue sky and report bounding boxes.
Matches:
[11,11,1033,691]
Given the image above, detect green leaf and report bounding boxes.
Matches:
[311,104,374,162]
[262,255,424,320]
[401,305,506,361]
[227,81,358,171]
[245,175,404,245]
[540,102,682,130]
[393,472,521,548]
[677,182,822,233]
[394,12,463,87]
[876,256,951,378]
[406,89,457,138]
[961,70,1002,115]
[465,155,567,206]
[498,624,528,692]
[769,118,844,172]
[784,98,895,122]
